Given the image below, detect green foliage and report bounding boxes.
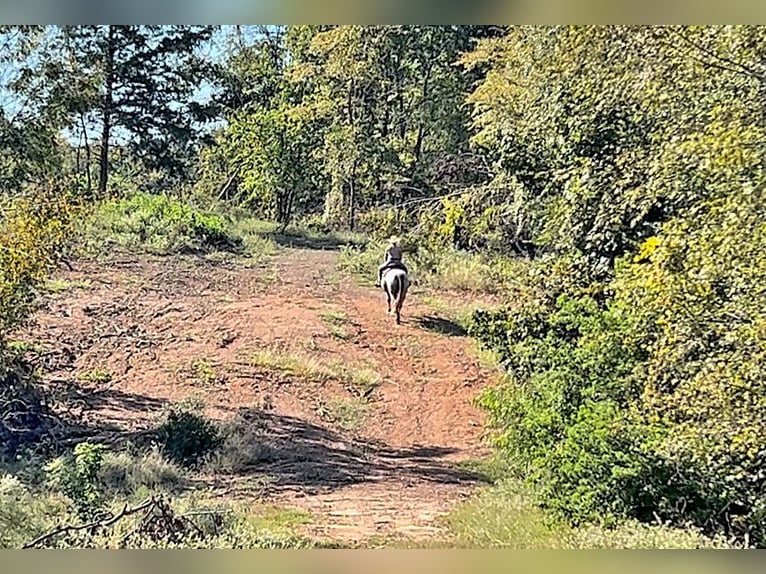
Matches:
[44,442,107,520]
[82,192,241,255]
[0,180,82,341]
[0,473,70,548]
[99,447,187,496]
[470,181,766,546]
[460,26,766,261]
[156,406,223,468]
[446,477,736,548]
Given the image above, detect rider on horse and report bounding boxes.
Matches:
[376,236,408,288]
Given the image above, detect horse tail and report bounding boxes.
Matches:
[390,273,401,299]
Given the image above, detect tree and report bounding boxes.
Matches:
[1,25,219,197]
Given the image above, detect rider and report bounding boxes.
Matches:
[376,236,408,288]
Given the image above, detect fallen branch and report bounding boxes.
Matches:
[23,497,157,549]
[217,165,243,201]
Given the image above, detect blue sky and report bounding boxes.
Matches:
[0,25,268,145]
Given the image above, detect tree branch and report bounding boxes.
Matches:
[668,28,766,83]
[23,497,157,549]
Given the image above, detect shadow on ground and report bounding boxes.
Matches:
[43,381,487,494]
[412,314,467,337]
[214,407,490,494]
[265,229,367,252]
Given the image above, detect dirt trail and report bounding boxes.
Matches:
[20,246,499,545]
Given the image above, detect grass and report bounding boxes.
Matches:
[250,346,382,396]
[316,397,369,431]
[320,309,355,340]
[79,192,242,257]
[44,278,92,293]
[227,217,278,260]
[0,438,310,549]
[338,239,523,297]
[320,309,350,325]
[189,359,227,386]
[99,446,188,496]
[77,368,114,385]
[442,477,739,549]
[385,334,424,358]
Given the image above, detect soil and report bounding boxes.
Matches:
[17,245,503,546]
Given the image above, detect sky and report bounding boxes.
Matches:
[0,25,268,145]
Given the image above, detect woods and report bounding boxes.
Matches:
[2,25,765,548]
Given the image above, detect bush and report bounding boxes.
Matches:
[81,192,242,256]
[470,184,766,547]
[156,406,223,468]
[1,180,80,459]
[0,473,71,548]
[0,180,81,341]
[100,447,187,496]
[44,442,107,520]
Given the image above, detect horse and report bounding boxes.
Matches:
[381,266,409,325]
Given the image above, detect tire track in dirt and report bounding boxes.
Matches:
[17,247,500,546]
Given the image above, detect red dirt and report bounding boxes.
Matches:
[18,247,502,545]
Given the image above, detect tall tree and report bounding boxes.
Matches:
[1,25,219,197]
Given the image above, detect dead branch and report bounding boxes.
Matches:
[217,165,243,201]
[23,497,157,549]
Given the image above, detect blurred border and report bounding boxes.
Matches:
[1,549,763,574]
[1,0,766,24]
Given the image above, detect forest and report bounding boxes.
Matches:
[1,25,764,549]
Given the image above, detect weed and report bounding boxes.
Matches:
[78,368,114,385]
[316,397,369,432]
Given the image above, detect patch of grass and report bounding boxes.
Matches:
[320,309,349,325]
[338,240,521,297]
[5,340,44,354]
[246,505,313,533]
[419,295,475,329]
[316,397,369,431]
[251,346,381,395]
[209,414,276,473]
[189,359,226,386]
[227,217,278,260]
[327,325,353,340]
[325,358,382,397]
[77,368,114,385]
[80,192,242,257]
[465,339,504,372]
[100,446,187,497]
[301,337,321,352]
[251,347,336,384]
[453,456,514,484]
[443,478,739,549]
[44,278,92,293]
[320,310,355,340]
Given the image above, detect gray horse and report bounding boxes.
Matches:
[381,267,409,325]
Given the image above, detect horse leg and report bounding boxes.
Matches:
[385,289,392,315]
[395,280,407,325]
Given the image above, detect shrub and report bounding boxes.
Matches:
[470,184,766,547]
[44,442,107,520]
[81,192,242,256]
[0,180,81,342]
[1,180,80,458]
[155,406,222,468]
[99,446,187,496]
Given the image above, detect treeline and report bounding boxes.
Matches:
[2,25,766,547]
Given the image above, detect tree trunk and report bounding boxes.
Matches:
[80,113,92,196]
[412,56,434,166]
[348,159,358,231]
[98,25,116,198]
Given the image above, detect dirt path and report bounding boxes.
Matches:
[20,246,499,546]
